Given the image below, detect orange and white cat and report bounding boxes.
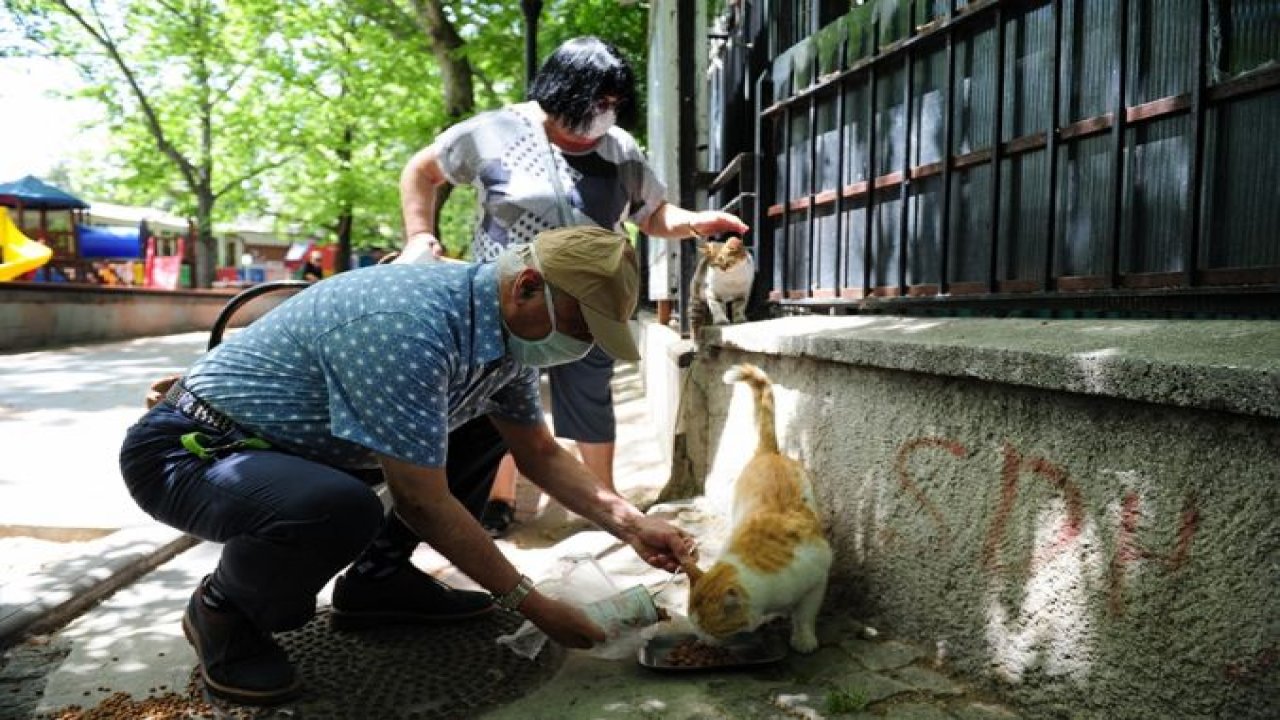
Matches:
[702,235,754,325]
[683,364,832,653]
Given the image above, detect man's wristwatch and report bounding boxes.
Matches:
[494,575,535,612]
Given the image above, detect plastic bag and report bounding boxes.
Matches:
[496,553,665,661]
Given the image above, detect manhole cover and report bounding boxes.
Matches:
[197,608,564,719]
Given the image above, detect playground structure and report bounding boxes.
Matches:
[0,176,192,287]
[1,175,349,289]
[0,207,53,281]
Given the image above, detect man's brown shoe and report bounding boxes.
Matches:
[182,578,301,705]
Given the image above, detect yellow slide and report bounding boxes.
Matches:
[0,206,52,281]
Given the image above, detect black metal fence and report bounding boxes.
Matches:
[704,0,1280,318]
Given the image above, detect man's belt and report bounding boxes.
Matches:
[164,380,236,434]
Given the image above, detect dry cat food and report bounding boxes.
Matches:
[664,637,735,667]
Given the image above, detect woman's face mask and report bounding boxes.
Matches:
[504,252,593,368]
[581,107,616,141]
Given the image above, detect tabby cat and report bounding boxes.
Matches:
[683,364,832,653]
[687,236,755,340]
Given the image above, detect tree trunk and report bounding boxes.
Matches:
[336,211,354,272]
[194,191,216,288]
[336,125,354,273]
[409,0,472,242]
[412,0,475,122]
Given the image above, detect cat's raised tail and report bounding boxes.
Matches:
[722,363,779,456]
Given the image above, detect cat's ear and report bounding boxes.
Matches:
[725,236,743,251]
[702,241,721,257]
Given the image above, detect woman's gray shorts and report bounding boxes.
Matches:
[547,344,616,443]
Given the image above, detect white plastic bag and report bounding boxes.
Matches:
[496,554,663,660]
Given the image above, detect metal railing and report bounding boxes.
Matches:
[710,0,1280,318]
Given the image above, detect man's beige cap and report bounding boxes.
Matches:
[532,226,640,362]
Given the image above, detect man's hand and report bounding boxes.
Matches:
[144,374,180,409]
[624,516,699,573]
[520,592,607,648]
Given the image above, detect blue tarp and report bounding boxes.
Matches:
[77,224,142,259]
[0,175,89,210]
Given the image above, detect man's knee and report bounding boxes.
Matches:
[270,481,385,556]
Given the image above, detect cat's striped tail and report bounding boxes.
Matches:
[722,363,779,455]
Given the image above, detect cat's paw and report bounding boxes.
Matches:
[789,629,820,654]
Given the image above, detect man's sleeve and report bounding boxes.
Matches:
[316,317,452,467]
[484,366,544,426]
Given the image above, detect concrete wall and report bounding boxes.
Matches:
[656,316,1279,719]
[0,283,295,352]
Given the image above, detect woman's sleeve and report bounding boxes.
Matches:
[622,144,670,226]
[433,114,488,186]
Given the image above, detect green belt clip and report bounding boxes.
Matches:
[181,432,271,460]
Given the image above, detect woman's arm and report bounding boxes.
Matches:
[638,201,750,239]
[398,144,450,261]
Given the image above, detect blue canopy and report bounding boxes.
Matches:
[0,175,89,210]
[77,224,142,259]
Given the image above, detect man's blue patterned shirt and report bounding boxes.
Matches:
[184,262,541,469]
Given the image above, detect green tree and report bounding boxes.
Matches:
[5,0,298,287]
[3,0,653,278]
[247,0,447,268]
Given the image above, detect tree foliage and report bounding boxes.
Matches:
[2,0,653,280]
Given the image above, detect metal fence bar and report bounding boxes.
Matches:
[834,33,848,296]
[754,64,771,304]
[940,1,957,294]
[1043,0,1063,290]
[781,101,793,299]
[1185,0,1208,287]
[1107,0,1130,287]
[863,15,880,294]
[898,1,916,296]
[989,6,1007,292]
[807,55,820,300]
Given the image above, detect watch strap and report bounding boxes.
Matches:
[494,575,535,612]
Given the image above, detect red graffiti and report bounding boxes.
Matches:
[891,436,1203,615]
[1223,645,1279,684]
[981,443,1084,575]
[1108,490,1201,616]
[894,437,969,544]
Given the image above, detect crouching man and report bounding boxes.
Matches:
[119,226,696,704]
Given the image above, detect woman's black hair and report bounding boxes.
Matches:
[528,36,638,133]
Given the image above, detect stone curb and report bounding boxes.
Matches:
[0,525,197,648]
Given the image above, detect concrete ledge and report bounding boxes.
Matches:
[0,525,196,647]
[0,283,292,352]
[704,315,1280,420]
[671,315,1280,718]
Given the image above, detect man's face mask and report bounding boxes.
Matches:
[504,250,593,368]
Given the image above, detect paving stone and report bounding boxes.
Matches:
[816,612,875,646]
[879,701,956,720]
[890,664,966,697]
[809,665,917,705]
[787,646,857,684]
[840,638,926,671]
[949,700,1024,719]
